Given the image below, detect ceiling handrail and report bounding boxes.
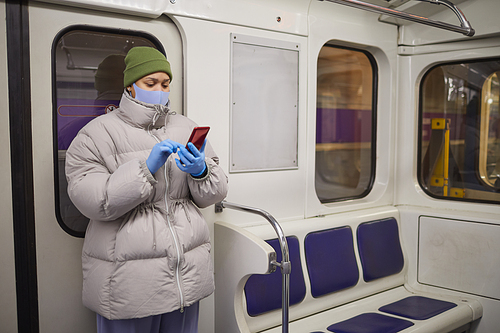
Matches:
[319,0,475,37]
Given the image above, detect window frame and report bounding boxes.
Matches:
[52,25,165,237]
[417,57,500,204]
[315,44,378,204]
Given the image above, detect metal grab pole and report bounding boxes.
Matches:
[319,0,475,37]
[216,201,290,333]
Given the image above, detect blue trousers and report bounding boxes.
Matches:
[96,302,199,333]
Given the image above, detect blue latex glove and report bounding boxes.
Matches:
[146,139,182,174]
[175,140,207,176]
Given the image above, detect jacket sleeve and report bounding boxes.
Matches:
[187,140,228,208]
[65,131,154,222]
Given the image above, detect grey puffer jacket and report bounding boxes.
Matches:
[65,92,228,320]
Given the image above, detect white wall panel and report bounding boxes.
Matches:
[174,15,308,227]
[419,216,500,300]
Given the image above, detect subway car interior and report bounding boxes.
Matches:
[1,0,499,332]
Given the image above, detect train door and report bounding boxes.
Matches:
[26,2,182,332]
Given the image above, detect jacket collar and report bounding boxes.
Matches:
[115,91,172,129]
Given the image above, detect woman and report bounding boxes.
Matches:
[65,47,228,333]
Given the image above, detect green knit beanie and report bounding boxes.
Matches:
[123,47,173,87]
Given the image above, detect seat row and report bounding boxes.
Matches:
[214,209,482,333]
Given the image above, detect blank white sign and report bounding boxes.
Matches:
[230,34,299,172]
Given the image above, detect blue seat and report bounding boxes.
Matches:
[379,296,457,320]
[326,313,413,333]
[244,236,306,316]
[357,218,404,282]
[304,226,359,298]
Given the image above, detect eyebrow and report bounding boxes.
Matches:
[144,77,170,83]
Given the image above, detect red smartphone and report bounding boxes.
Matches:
[186,126,210,152]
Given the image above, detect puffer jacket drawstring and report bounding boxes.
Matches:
[132,202,159,250]
[148,105,163,134]
[152,205,157,250]
[148,104,175,136]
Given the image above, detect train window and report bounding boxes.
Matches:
[53,27,163,237]
[315,46,377,203]
[419,59,500,203]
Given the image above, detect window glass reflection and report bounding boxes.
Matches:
[419,60,500,202]
[315,46,376,203]
[54,28,159,236]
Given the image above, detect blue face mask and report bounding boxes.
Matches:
[132,83,170,105]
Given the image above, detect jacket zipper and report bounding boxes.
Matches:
[149,120,185,313]
[164,163,184,313]
[163,163,185,313]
